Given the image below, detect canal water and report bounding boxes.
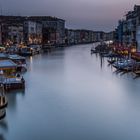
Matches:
[1,44,140,140]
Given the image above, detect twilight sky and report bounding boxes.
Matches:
[0,0,140,31]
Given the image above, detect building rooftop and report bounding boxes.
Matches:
[0,53,8,59]
[0,15,65,24]
[28,16,65,22]
[8,54,25,60]
[0,15,26,24]
[0,60,17,68]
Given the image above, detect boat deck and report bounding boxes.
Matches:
[0,77,25,91]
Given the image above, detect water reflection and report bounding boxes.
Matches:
[0,120,8,140]
[2,44,140,140]
[0,120,8,131]
[0,134,5,140]
[134,75,140,79]
[99,55,105,69]
[6,90,25,112]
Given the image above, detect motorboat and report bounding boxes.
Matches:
[112,59,134,70]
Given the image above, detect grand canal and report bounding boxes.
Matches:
[1,44,140,140]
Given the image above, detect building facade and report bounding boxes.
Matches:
[24,20,42,45]
[0,16,64,46]
[0,16,25,45]
[116,5,140,50]
[28,16,65,46]
[7,24,24,45]
[65,29,115,46]
[0,24,2,45]
[65,29,76,45]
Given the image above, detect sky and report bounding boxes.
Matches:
[0,0,140,31]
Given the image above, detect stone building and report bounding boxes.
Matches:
[0,16,25,45]
[28,16,65,46]
[0,16,65,46]
[24,20,42,45]
[116,5,140,50]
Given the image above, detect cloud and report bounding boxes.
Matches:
[1,0,140,31]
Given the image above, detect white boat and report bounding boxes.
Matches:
[112,59,134,70]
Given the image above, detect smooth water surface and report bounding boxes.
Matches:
[1,44,140,140]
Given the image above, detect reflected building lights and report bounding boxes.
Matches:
[30,56,33,64]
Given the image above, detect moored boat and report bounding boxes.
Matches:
[8,54,27,72]
[91,47,98,54]
[107,59,116,64]
[112,59,134,70]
